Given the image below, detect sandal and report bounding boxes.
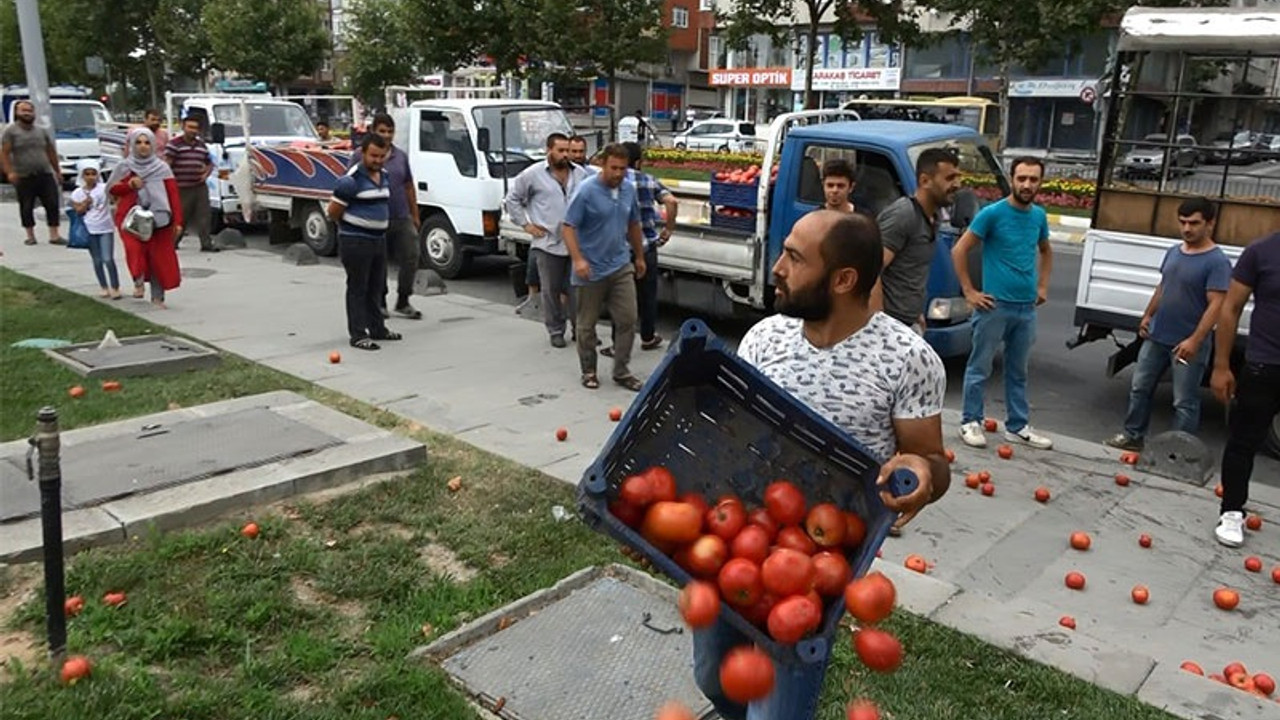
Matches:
[23,238,36,246]
[641,335,664,351]
[614,375,644,392]
[350,337,381,351]
[373,330,403,341]
[581,373,600,389]
[600,346,615,358]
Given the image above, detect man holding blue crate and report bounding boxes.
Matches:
[693,210,950,720]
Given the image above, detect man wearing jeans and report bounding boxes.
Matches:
[503,133,588,345]
[953,157,1054,450]
[1105,198,1230,451]
[562,144,647,391]
[1210,230,1280,547]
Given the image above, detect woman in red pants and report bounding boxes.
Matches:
[109,127,183,308]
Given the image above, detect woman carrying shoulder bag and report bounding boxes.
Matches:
[109,127,183,308]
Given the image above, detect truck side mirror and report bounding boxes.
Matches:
[210,122,226,145]
[951,188,979,229]
[476,128,490,152]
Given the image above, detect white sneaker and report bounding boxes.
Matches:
[1005,426,1054,450]
[1215,511,1245,548]
[959,421,987,448]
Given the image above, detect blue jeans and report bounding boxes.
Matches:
[693,616,828,720]
[87,232,120,289]
[962,301,1037,433]
[1122,338,1211,440]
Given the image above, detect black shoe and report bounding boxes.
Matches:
[395,302,422,320]
[200,246,221,253]
[550,334,567,348]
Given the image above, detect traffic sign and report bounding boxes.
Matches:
[1079,85,1097,104]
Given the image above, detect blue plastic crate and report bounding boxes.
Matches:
[577,319,901,667]
[710,210,757,234]
[709,178,759,210]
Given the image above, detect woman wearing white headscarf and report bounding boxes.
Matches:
[109,127,183,307]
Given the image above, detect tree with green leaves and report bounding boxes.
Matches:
[339,0,421,104]
[202,0,329,92]
[540,0,668,110]
[153,0,215,84]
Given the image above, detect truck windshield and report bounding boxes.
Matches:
[907,138,1010,195]
[50,103,106,139]
[210,103,318,141]
[472,106,574,160]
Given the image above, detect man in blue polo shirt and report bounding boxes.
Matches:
[562,143,648,391]
[953,156,1055,451]
[328,134,400,351]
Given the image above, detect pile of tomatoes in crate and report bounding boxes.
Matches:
[611,466,903,717]
[711,164,779,185]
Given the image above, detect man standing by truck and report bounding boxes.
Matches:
[871,148,962,332]
[953,157,1054,450]
[350,113,422,321]
[165,115,217,252]
[1210,230,1280,548]
[1,100,64,245]
[504,133,589,347]
[1104,198,1231,451]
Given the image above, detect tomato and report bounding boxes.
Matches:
[718,646,775,703]
[64,596,85,617]
[804,503,846,547]
[983,418,998,432]
[678,580,721,629]
[642,502,703,545]
[944,448,956,463]
[620,474,654,507]
[730,524,770,565]
[761,548,815,597]
[60,655,91,685]
[841,512,866,549]
[718,558,764,607]
[1245,514,1263,531]
[1223,662,1246,680]
[844,571,896,624]
[679,492,710,521]
[609,500,645,529]
[767,595,821,644]
[811,552,852,598]
[1138,533,1152,548]
[1069,531,1091,551]
[1034,487,1051,503]
[997,444,1013,459]
[741,592,777,627]
[1131,585,1149,604]
[1064,571,1086,590]
[747,508,779,541]
[656,701,698,720]
[846,699,881,720]
[853,627,902,673]
[101,380,122,392]
[776,526,817,555]
[1244,556,1263,573]
[764,481,807,526]
[706,499,747,541]
[1179,661,1204,676]
[904,554,928,574]
[673,545,695,573]
[1253,672,1275,697]
[103,591,127,607]
[68,386,85,398]
[1059,615,1076,629]
[686,535,729,577]
[643,466,678,503]
[241,522,260,539]
[964,473,981,489]
[977,470,991,483]
[1212,587,1239,610]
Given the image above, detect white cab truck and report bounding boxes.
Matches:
[1069,6,1279,450]
[2,85,112,187]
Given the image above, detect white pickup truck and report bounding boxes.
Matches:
[2,86,112,187]
[1069,6,1279,451]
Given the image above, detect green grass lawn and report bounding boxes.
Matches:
[0,270,1174,720]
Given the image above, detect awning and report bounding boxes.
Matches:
[1118,7,1280,53]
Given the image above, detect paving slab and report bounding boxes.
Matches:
[1137,661,1280,720]
[42,334,220,378]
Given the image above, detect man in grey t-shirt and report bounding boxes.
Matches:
[870,148,961,330]
[1,100,64,245]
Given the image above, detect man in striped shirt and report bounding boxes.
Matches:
[327,134,401,351]
[165,116,217,252]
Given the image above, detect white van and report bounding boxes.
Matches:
[672,119,759,153]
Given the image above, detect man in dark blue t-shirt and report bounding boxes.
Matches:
[1211,229,1280,548]
[1106,198,1231,451]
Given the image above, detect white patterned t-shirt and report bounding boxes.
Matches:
[736,312,946,461]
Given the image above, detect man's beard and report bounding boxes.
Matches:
[1015,188,1036,204]
[551,156,569,169]
[775,273,833,321]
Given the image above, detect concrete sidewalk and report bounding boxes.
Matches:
[2,205,1277,719]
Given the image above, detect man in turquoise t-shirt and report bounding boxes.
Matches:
[952,157,1055,450]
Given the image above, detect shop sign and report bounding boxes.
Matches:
[709,68,792,87]
[792,67,902,91]
[1009,78,1099,98]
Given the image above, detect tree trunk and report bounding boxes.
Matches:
[804,23,819,110]
[998,58,1010,157]
[146,58,158,111]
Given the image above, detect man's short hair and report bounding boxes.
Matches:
[144,108,161,118]
[361,133,390,151]
[371,112,395,131]
[1178,196,1217,222]
[916,148,959,180]
[822,158,855,183]
[13,100,32,111]
[818,212,883,299]
[601,143,630,163]
[1009,156,1045,177]
[622,141,643,168]
[545,132,569,149]
[568,135,587,146]
[316,119,330,128]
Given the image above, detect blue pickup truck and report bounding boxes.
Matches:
[505,111,1008,359]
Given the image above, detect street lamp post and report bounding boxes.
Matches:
[15,0,53,127]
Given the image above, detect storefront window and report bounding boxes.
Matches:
[905,34,964,79]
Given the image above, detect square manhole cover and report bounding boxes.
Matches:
[44,334,220,378]
[421,565,713,720]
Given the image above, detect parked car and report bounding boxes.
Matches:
[1255,133,1280,161]
[1206,130,1259,164]
[672,119,760,153]
[1120,133,1198,178]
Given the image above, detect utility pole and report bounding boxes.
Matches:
[15,0,53,128]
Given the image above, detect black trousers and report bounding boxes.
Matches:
[1221,362,1280,514]
[16,172,60,228]
[339,234,388,341]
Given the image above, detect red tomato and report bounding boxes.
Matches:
[64,596,85,617]
[60,655,91,685]
[1253,672,1275,696]
[1223,661,1246,680]
[964,473,981,489]
[853,627,903,673]
[1212,587,1239,610]
[619,474,654,507]
[1244,556,1263,573]
[686,535,729,577]
[678,580,721,628]
[983,418,998,432]
[718,558,764,607]
[1064,571,1086,590]
[804,503,846,547]
[811,551,852,597]
[730,524,771,565]
[656,701,698,720]
[846,699,881,720]
[841,512,867,549]
[706,499,748,541]
[1069,531,1091,551]
[776,526,817,555]
[643,466,678,503]
[719,647,775,703]
[997,444,1013,460]
[1034,487,1051,503]
[844,571,896,624]
[904,554,929,574]
[641,502,703,545]
[610,500,644,528]
[679,492,710,521]
[741,592,777,627]
[102,591,127,607]
[1179,661,1204,676]
[747,508,779,541]
[761,548,815,597]
[764,480,807,526]
[1131,585,1150,604]
[767,595,822,644]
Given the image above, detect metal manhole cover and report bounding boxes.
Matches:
[43,334,221,378]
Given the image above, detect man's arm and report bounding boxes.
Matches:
[1,137,14,180]
[628,220,646,278]
[1036,237,1053,306]
[1175,289,1226,362]
[952,229,993,309]
[44,129,59,171]
[1138,284,1164,338]
[1211,279,1252,404]
[502,169,540,233]
[868,248,897,313]
[883,415,951,529]
[562,222,590,280]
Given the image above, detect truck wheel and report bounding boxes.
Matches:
[1266,414,1280,458]
[675,142,686,150]
[301,202,337,256]
[211,209,226,234]
[420,215,471,279]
